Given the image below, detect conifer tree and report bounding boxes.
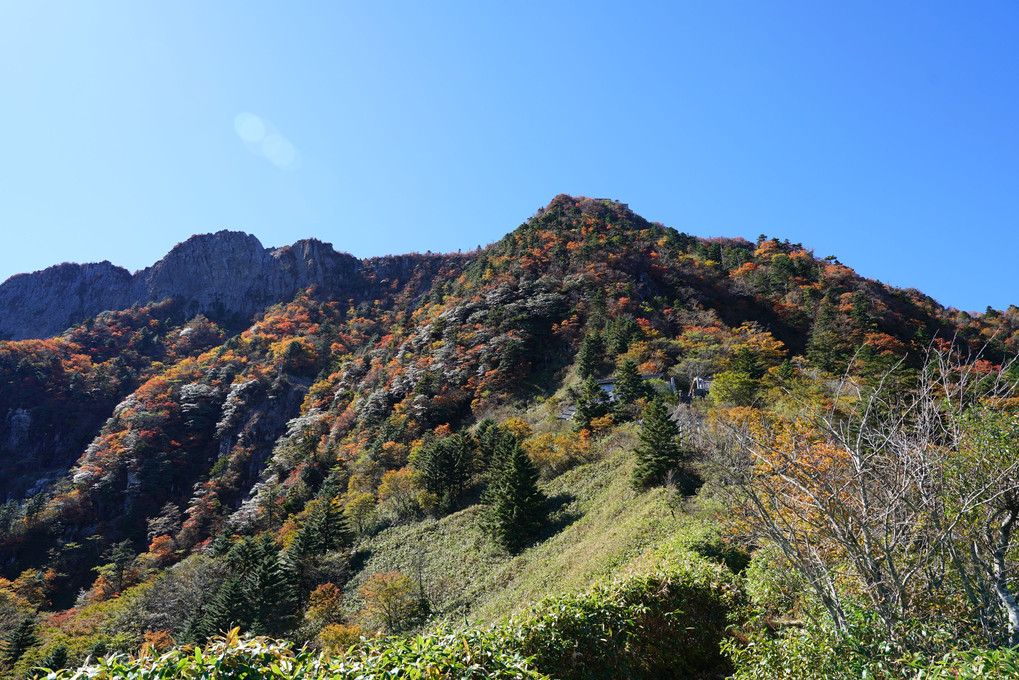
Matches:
[485,428,520,482]
[631,398,684,489]
[732,345,764,380]
[573,376,609,431]
[290,482,353,559]
[576,330,604,378]
[36,643,68,672]
[806,300,851,372]
[241,536,299,636]
[613,358,648,406]
[415,434,472,515]
[1,616,37,668]
[474,418,501,471]
[201,534,300,638]
[199,577,244,640]
[606,317,639,355]
[484,438,546,553]
[777,359,795,381]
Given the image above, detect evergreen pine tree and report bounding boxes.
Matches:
[415,434,472,514]
[1,616,36,668]
[631,399,685,489]
[474,418,501,472]
[83,640,107,662]
[208,534,300,638]
[576,330,604,378]
[484,439,546,553]
[732,346,764,380]
[777,359,795,381]
[484,429,520,483]
[241,535,299,636]
[613,358,647,405]
[199,577,245,640]
[573,376,609,431]
[606,317,639,355]
[806,300,851,372]
[36,643,69,673]
[290,482,354,559]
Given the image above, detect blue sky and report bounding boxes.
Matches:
[0,2,1016,312]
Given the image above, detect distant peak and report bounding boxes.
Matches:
[171,230,265,251]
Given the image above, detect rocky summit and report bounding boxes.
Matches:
[0,231,361,341]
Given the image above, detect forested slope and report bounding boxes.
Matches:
[1,195,1018,678]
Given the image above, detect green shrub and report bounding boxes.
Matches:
[741,544,805,616]
[50,628,547,680]
[723,610,975,680]
[501,554,739,680]
[913,648,1019,679]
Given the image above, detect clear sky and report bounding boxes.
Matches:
[0,2,1016,313]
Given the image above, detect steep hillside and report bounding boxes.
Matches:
[0,195,1017,676]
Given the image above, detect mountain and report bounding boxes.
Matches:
[0,231,362,341]
[0,194,1017,677]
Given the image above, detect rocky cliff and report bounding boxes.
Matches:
[0,231,362,340]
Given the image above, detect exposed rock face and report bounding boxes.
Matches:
[0,261,135,341]
[0,231,362,340]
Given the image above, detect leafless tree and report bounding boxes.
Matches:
[706,347,1019,648]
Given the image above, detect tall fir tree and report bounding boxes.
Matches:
[777,359,795,381]
[289,481,353,559]
[731,345,764,380]
[1,615,36,668]
[37,643,69,672]
[806,299,851,372]
[573,376,610,431]
[606,317,639,355]
[200,534,300,638]
[484,438,546,553]
[474,418,501,471]
[415,434,472,515]
[613,358,648,406]
[198,576,245,640]
[631,398,685,489]
[576,330,605,378]
[242,535,299,636]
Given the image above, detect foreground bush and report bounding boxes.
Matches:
[502,552,740,680]
[915,648,1019,679]
[46,553,737,680]
[725,613,1019,680]
[44,628,548,680]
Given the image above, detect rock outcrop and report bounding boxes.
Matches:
[0,231,362,340]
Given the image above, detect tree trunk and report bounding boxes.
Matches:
[990,508,1019,647]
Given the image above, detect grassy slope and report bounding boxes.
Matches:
[344,424,711,627]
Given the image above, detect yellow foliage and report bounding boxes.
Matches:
[524,430,592,477]
[358,571,419,633]
[589,415,615,436]
[732,322,787,366]
[343,491,376,533]
[318,623,365,655]
[503,417,532,440]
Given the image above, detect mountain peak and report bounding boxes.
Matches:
[0,232,359,340]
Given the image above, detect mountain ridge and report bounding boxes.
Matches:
[0,230,367,341]
[1,194,1018,676]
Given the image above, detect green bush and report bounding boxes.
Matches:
[723,610,984,680]
[49,628,547,680]
[501,554,740,680]
[912,648,1019,679]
